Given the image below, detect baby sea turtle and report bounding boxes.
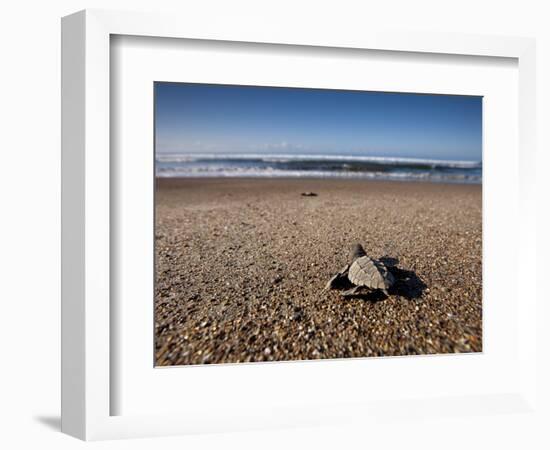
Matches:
[325,243,395,297]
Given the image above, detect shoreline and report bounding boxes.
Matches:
[155,176,482,194]
[155,175,482,186]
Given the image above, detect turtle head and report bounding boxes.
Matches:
[350,243,366,261]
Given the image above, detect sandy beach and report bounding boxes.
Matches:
[155,178,482,366]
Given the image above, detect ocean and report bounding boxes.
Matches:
[155,154,482,184]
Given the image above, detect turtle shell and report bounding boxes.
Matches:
[348,256,395,291]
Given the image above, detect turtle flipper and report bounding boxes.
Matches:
[341,285,365,297]
[324,264,350,290]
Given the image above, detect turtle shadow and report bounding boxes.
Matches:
[381,256,426,300]
[348,289,388,302]
[379,256,399,267]
[343,256,426,302]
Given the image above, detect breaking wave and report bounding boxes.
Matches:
[155,153,482,184]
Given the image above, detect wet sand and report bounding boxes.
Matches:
[155,178,482,365]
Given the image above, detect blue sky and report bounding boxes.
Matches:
[155,82,482,161]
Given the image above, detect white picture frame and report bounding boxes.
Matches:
[61,9,537,441]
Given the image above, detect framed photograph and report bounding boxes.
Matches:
[61,9,537,441]
[153,82,483,367]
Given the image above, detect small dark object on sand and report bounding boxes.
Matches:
[325,243,395,297]
[301,192,318,197]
